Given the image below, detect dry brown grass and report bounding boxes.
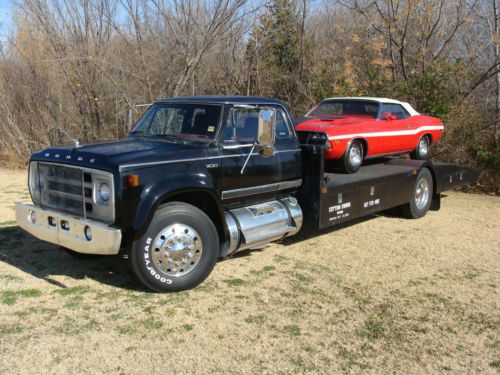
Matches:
[0,168,498,374]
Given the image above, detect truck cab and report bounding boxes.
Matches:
[16,96,477,292]
[16,97,305,291]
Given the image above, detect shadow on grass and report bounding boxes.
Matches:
[0,195,447,289]
[2,216,379,282]
[225,193,451,260]
[0,226,146,291]
[280,193,450,246]
[222,214,381,261]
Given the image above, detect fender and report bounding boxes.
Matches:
[384,159,478,205]
[385,158,437,189]
[132,170,226,238]
[431,163,479,194]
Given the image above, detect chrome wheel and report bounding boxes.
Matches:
[349,143,362,169]
[418,137,429,158]
[152,224,203,278]
[415,177,430,210]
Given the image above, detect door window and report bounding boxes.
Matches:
[223,109,259,143]
[276,110,292,138]
[223,107,292,143]
[380,104,410,120]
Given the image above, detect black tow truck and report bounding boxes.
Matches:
[16,96,477,292]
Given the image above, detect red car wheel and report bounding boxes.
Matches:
[411,135,430,160]
[341,140,364,174]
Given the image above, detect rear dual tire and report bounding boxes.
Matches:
[400,168,433,219]
[128,202,219,292]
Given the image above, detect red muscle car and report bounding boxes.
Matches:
[295,97,444,173]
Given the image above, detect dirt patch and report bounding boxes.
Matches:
[0,168,498,374]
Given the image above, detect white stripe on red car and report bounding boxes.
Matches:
[328,125,444,141]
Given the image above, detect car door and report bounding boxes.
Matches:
[379,103,413,153]
[220,106,279,202]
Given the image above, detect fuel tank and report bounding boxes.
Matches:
[221,197,303,257]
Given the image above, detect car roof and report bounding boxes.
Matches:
[322,97,404,104]
[319,97,420,116]
[154,96,287,106]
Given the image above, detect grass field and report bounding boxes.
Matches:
[0,168,498,375]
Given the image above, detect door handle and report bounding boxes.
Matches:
[407,124,412,129]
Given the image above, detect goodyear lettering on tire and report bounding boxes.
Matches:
[144,236,172,285]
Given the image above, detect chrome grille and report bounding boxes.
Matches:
[31,161,115,223]
[38,163,84,216]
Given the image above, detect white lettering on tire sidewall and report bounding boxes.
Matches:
[143,236,173,285]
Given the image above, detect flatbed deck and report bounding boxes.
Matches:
[324,161,416,186]
[299,146,478,230]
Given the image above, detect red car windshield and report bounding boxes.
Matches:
[307,100,379,119]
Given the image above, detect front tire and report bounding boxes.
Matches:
[411,135,430,160]
[340,140,364,174]
[129,202,219,292]
[400,168,433,219]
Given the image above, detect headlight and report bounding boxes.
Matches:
[88,171,114,222]
[98,182,110,202]
[28,162,41,205]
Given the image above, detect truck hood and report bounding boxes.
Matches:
[30,137,210,171]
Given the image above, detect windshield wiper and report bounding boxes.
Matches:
[157,134,182,139]
[155,134,190,144]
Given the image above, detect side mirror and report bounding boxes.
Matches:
[381,112,397,121]
[257,108,276,157]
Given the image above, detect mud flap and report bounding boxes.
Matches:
[430,193,441,211]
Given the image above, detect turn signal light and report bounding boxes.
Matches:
[28,210,36,224]
[126,175,140,187]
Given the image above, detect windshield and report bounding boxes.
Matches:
[131,103,222,140]
[307,100,379,119]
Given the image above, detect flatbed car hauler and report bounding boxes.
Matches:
[16,97,478,292]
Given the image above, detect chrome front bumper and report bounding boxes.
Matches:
[15,203,122,255]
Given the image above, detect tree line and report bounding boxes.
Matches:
[0,0,498,192]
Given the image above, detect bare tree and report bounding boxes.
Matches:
[492,0,499,143]
[338,0,476,80]
[0,0,497,191]
[150,0,252,96]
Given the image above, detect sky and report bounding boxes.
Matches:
[0,0,321,41]
[0,0,12,39]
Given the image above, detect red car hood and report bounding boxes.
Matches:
[295,115,375,131]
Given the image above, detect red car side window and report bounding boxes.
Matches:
[380,104,410,120]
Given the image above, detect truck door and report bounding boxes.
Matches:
[220,106,279,201]
[274,108,301,182]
